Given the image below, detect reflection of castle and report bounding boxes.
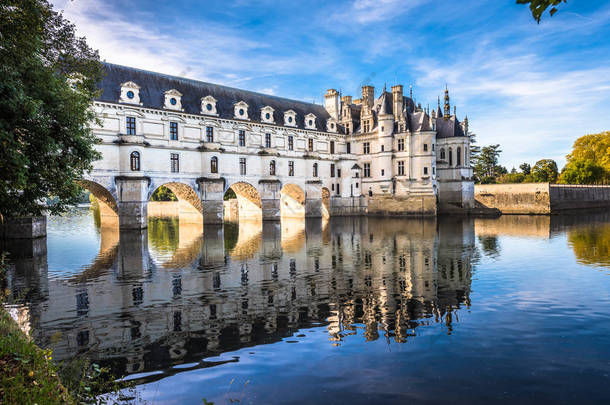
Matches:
[6,216,474,381]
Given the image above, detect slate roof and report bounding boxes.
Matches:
[96,63,332,132]
[435,116,466,138]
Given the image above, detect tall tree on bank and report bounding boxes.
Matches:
[0,0,102,219]
[531,159,559,183]
[473,144,503,184]
[559,132,610,184]
[517,0,567,23]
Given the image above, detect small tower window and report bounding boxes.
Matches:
[423,143,428,152]
[170,153,179,173]
[170,98,177,105]
[206,126,214,143]
[238,130,246,146]
[170,122,178,140]
[457,147,462,167]
[330,141,335,154]
[126,116,136,135]
[440,148,446,160]
[313,163,318,177]
[308,138,314,152]
[288,161,294,176]
[288,136,294,150]
[265,133,271,148]
[126,91,134,99]
[130,151,140,171]
[270,160,276,175]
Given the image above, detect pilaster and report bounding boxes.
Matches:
[198,177,225,224]
[115,176,150,230]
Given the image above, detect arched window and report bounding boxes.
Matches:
[269,160,276,176]
[456,147,461,167]
[440,148,446,160]
[211,156,218,173]
[313,163,318,177]
[448,148,453,166]
[130,151,140,171]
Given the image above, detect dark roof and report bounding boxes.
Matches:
[436,116,466,138]
[97,63,332,132]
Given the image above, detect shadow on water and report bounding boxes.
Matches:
[2,209,610,402]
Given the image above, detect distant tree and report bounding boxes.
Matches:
[499,172,525,183]
[0,0,103,219]
[473,144,502,182]
[150,186,178,201]
[559,160,605,185]
[517,0,567,23]
[531,159,559,182]
[519,163,531,175]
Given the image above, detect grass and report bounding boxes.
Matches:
[0,307,75,404]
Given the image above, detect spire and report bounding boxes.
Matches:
[463,115,469,134]
[454,105,456,116]
[443,86,450,120]
[409,85,413,99]
[436,96,443,117]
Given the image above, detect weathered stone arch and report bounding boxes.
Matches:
[150,181,202,223]
[280,183,305,219]
[322,187,331,219]
[227,181,262,222]
[77,180,119,223]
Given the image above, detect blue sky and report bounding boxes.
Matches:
[52,0,610,169]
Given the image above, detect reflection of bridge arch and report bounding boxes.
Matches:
[226,182,262,222]
[322,187,330,219]
[149,181,202,223]
[77,179,119,226]
[227,220,263,260]
[280,183,305,219]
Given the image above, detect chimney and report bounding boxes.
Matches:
[324,89,340,120]
[361,85,374,112]
[391,85,403,121]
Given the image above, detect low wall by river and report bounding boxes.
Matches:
[475,183,610,214]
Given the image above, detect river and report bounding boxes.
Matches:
[4,210,610,404]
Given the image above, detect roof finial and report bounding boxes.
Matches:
[409,85,413,99]
[454,105,456,116]
[443,86,450,120]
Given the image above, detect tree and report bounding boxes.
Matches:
[0,0,103,219]
[519,163,531,175]
[150,186,178,201]
[499,172,525,184]
[468,132,481,169]
[531,159,559,182]
[517,0,567,23]
[473,144,502,182]
[559,160,605,185]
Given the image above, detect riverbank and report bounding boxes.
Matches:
[0,307,74,404]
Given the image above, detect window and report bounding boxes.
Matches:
[440,148,446,160]
[345,125,350,135]
[424,167,428,175]
[238,130,246,146]
[346,142,351,154]
[330,141,335,154]
[265,133,271,148]
[170,121,178,140]
[433,167,436,175]
[206,126,214,143]
[171,153,179,173]
[288,161,294,176]
[457,147,462,166]
[449,148,453,166]
[336,183,340,195]
[364,163,370,177]
[381,145,384,152]
[126,116,136,135]
[308,138,314,152]
[363,142,370,154]
[423,143,428,152]
[130,151,140,171]
[356,182,359,188]
[398,139,404,151]
[337,169,341,178]
[269,160,276,175]
[239,157,247,175]
[211,156,218,173]
[331,184,334,191]
[288,136,294,150]
[363,120,371,132]
[398,161,405,176]
[330,163,335,177]
[432,144,435,151]
[381,169,384,176]
[313,163,318,177]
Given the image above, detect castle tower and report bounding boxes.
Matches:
[361,85,374,115]
[324,89,340,120]
[391,85,403,121]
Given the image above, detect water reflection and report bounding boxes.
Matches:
[5,214,476,383]
[3,210,610,400]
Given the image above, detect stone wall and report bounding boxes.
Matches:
[330,196,367,216]
[367,194,437,216]
[474,183,610,214]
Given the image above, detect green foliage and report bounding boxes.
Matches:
[498,172,526,184]
[0,0,103,218]
[559,131,610,184]
[531,159,559,182]
[473,144,502,183]
[517,0,567,23]
[224,188,237,201]
[151,185,178,201]
[0,308,75,404]
[559,160,605,185]
[519,163,531,175]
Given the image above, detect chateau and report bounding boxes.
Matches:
[86,63,473,229]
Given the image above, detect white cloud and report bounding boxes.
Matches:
[343,0,427,24]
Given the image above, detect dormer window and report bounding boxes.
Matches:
[284,110,297,127]
[326,118,338,133]
[305,113,316,130]
[164,89,183,111]
[201,95,218,116]
[119,81,141,105]
[261,106,275,123]
[234,101,249,120]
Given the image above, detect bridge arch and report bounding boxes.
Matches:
[280,183,305,219]
[77,179,119,226]
[148,181,202,223]
[225,181,262,222]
